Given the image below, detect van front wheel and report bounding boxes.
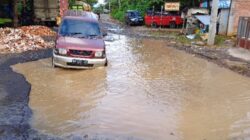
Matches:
[105,59,108,67]
[52,57,57,68]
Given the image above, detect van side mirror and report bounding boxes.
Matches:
[53,27,59,33]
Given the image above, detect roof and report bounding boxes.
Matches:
[63,10,98,22]
[187,8,209,17]
[195,15,210,25]
[200,0,231,9]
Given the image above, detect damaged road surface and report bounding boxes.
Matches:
[0,50,59,140]
[10,34,250,140]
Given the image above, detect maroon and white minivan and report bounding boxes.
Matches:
[52,11,108,69]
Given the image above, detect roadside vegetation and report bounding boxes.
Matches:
[69,0,98,6]
[107,0,204,22]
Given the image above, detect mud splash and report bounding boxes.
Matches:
[13,35,250,139]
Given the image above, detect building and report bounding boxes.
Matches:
[200,0,250,36]
[227,0,250,35]
[200,0,230,35]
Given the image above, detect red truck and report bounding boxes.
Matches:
[144,12,183,28]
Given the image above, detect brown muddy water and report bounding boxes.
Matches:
[13,35,250,140]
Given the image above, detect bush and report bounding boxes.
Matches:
[111,10,125,22]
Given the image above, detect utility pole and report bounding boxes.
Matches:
[207,0,219,45]
[226,0,233,35]
[13,0,19,27]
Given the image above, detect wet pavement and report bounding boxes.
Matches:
[0,49,54,140]
[12,34,250,140]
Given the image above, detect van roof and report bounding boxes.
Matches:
[63,10,98,22]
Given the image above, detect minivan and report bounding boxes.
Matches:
[52,11,108,69]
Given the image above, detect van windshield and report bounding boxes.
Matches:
[59,19,101,38]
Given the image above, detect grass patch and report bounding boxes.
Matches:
[0,18,12,25]
[215,35,228,46]
[175,34,233,47]
[147,30,178,37]
[176,35,191,44]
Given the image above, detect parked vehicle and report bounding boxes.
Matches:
[103,9,110,14]
[144,11,183,28]
[33,0,68,24]
[125,10,144,26]
[52,11,108,69]
[33,0,92,25]
[74,1,92,11]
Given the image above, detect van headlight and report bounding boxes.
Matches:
[95,51,103,57]
[54,48,67,55]
[59,48,67,55]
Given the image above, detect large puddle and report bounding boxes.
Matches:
[13,35,250,140]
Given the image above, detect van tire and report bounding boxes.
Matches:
[169,22,176,28]
[52,57,57,68]
[105,59,108,67]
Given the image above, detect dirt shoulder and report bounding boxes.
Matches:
[170,43,250,77]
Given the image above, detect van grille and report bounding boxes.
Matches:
[69,50,93,57]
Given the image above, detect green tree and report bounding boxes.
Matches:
[108,0,203,22]
[69,0,98,7]
[69,0,76,7]
[85,0,98,6]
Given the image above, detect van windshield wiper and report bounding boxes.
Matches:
[61,33,89,38]
[62,32,85,37]
[86,34,101,39]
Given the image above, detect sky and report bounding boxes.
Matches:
[98,0,105,4]
[94,0,105,7]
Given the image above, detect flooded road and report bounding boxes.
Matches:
[13,35,250,140]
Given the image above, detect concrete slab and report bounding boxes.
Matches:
[228,47,250,62]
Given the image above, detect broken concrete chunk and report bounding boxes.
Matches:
[0,26,56,54]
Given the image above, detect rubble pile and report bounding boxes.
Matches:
[19,26,56,36]
[0,26,56,54]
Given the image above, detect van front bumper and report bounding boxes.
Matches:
[53,53,107,69]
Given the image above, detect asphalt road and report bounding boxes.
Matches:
[0,49,59,140]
